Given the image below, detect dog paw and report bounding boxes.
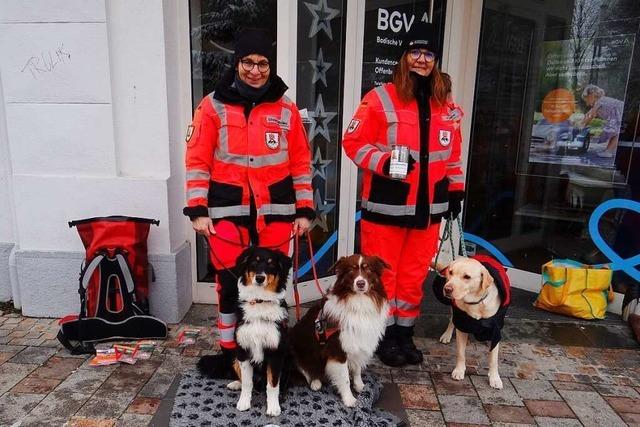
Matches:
[439,332,452,344]
[266,404,281,417]
[236,396,251,411]
[342,394,358,408]
[489,373,503,389]
[310,379,322,391]
[353,378,365,393]
[451,367,466,381]
[226,380,241,391]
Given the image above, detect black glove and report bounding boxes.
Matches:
[445,191,465,219]
[382,155,416,176]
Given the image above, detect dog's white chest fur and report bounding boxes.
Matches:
[236,287,287,364]
[323,294,387,368]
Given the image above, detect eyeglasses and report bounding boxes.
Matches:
[408,49,436,63]
[240,59,270,73]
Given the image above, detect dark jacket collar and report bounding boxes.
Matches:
[213,68,288,108]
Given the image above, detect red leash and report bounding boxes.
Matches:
[292,231,325,321]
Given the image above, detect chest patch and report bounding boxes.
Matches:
[439,129,451,147]
[346,119,361,134]
[265,132,280,149]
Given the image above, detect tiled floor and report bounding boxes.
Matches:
[0,302,639,426]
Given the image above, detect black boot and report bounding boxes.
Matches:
[197,346,237,379]
[396,325,423,365]
[376,326,406,367]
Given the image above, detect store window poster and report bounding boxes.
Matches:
[528,34,635,169]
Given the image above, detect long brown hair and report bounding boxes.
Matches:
[392,52,447,105]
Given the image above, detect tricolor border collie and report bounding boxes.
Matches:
[206,246,292,417]
[289,254,388,407]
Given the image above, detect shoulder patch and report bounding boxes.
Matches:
[346,119,361,134]
[185,125,195,143]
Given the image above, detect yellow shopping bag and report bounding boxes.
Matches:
[534,259,614,320]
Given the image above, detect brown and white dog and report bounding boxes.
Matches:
[434,256,511,389]
[289,254,388,407]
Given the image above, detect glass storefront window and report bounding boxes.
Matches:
[467,0,640,293]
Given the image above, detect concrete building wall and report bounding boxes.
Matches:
[0,0,192,322]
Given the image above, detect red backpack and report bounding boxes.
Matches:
[58,216,168,354]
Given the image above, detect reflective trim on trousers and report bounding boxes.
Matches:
[257,203,296,216]
[219,326,236,342]
[396,316,417,327]
[208,205,250,218]
[361,200,416,216]
[186,169,211,181]
[430,201,449,215]
[218,312,237,327]
[395,299,418,311]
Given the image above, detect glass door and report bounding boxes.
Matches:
[465,0,640,312]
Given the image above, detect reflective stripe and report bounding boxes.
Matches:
[293,173,312,185]
[219,327,236,342]
[375,143,391,152]
[208,95,229,150]
[395,300,417,311]
[368,151,386,171]
[396,316,417,327]
[430,202,449,215]
[296,189,313,200]
[374,86,398,147]
[430,147,452,163]
[354,144,377,165]
[410,149,420,160]
[208,205,250,218]
[257,203,296,216]
[448,174,465,184]
[214,150,289,168]
[115,254,135,293]
[186,170,210,181]
[361,200,416,216]
[447,160,462,168]
[187,188,209,200]
[280,107,291,150]
[218,312,237,327]
[386,315,396,326]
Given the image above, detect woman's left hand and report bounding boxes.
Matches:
[293,217,311,236]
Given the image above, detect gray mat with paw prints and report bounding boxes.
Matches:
[170,369,401,426]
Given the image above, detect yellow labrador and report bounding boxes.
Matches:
[435,256,511,389]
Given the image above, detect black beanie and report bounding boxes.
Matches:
[403,21,438,55]
[233,28,274,64]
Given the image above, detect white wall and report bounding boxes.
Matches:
[0,0,193,320]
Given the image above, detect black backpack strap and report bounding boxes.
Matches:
[56,328,95,355]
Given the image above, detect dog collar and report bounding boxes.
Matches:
[464,292,489,305]
[243,299,277,305]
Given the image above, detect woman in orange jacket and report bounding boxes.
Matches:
[343,22,465,366]
[184,28,314,373]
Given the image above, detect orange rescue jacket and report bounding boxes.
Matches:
[343,83,465,227]
[184,74,314,231]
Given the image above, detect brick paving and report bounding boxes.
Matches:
[0,305,639,426]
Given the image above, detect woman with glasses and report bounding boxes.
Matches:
[343,22,465,367]
[184,28,315,375]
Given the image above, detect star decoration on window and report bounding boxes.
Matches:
[309,48,332,87]
[307,94,337,142]
[305,0,340,40]
[312,146,332,180]
[311,189,335,232]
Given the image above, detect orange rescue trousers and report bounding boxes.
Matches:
[360,219,440,327]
